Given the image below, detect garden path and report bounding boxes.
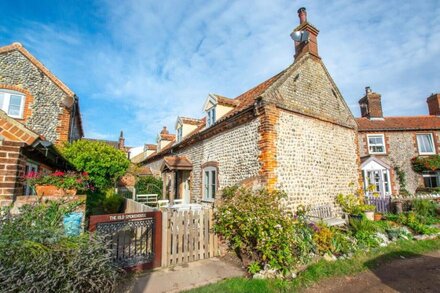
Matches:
[129,256,245,293]
[303,250,440,293]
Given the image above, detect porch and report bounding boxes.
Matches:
[161,156,193,205]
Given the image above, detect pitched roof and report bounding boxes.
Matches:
[356,116,440,131]
[213,94,239,107]
[145,144,157,150]
[142,70,287,164]
[162,156,193,171]
[0,110,40,145]
[180,117,202,125]
[160,133,176,141]
[0,43,75,98]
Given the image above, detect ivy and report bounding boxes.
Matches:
[411,155,440,173]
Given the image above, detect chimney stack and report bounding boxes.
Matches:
[118,130,125,150]
[427,93,440,116]
[293,7,320,60]
[359,87,383,119]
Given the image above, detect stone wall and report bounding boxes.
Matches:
[358,131,440,195]
[275,110,359,210]
[0,50,71,143]
[146,118,261,201]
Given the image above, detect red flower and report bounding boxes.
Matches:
[53,171,65,177]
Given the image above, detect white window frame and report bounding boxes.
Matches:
[202,166,217,201]
[207,107,216,127]
[176,127,183,143]
[0,89,26,119]
[416,133,436,155]
[367,134,386,154]
[24,162,39,196]
[422,171,440,188]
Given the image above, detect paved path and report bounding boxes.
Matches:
[303,250,440,293]
[130,257,245,293]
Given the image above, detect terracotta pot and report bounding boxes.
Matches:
[35,185,77,196]
[374,213,382,221]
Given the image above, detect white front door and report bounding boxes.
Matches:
[182,171,191,204]
[361,158,391,197]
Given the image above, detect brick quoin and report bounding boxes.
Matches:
[257,103,280,191]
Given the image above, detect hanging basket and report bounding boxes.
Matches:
[35,185,77,197]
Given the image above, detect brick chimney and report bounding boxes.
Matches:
[293,7,320,60]
[427,93,440,116]
[118,130,125,150]
[358,87,383,119]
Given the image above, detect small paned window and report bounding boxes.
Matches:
[207,107,216,127]
[422,171,440,188]
[177,127,183,143]
[0,89,25,118]
[417,133,435,155]
[367,134,386,154]
[203,166,217,200]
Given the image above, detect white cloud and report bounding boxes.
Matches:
[2,0,439,146]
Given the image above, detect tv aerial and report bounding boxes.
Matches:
[290,31,309,43]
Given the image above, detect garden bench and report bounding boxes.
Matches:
[308,205,346,227]
[136,194,158,206]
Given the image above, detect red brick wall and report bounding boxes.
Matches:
[56,107,72,144]
[427,94,440,116]
[0,141,27,196]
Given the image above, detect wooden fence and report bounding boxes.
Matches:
[124,198,155,213]
[365,195,391,213]
[161,208,219,267]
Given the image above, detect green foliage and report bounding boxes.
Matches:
[187,238,440,293]
[336,193,375,215]
[86,189,124,216]
[248,261,262,274]
[61,140,130,190]
[23,170,90,191]
[135,175,163,198]
[313,224,334,254]
[349,217,382,248]
[214,187,314,274]
[394,166,410,196]
[385,211,440,235]
[412,199,438,218]
[411,155,440,173]
[0,201,122,292]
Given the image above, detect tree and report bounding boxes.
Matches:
[61,140,130,190]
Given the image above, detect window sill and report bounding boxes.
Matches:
[201,199,215,203]
[369,152,387,155]
[419,152,436,156]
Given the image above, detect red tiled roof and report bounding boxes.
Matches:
[356,116,440,131]
[214,94,239,107]
[160,133,175,141]
[144,144,157,150]
[143,70,286,163]
[162,156,193,170]
[180,117,202,125]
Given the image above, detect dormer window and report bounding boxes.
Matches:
[0,89,25,119]
[207,107,216,127]
[177,127,183,143]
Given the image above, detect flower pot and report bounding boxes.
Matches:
[374,213,382,221]
[35,185,77,197]
[364,211,375,221]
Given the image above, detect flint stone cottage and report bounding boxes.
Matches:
[0,42,84,197]
[140,8,360,210]
[357,89,440,197]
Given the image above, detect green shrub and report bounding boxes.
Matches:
[412,199,438,218]
[349,217,381,248]
[135,175,163,198]
[86,189,125,216]
[61,140,130,190]
[214,187,314,274]
[0,201,122,292]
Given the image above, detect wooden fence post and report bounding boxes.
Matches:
[161,210,168,267]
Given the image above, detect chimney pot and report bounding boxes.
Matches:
[298,7,307,24]
[365,86,372,94]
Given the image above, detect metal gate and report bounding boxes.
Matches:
[89,211,162,271]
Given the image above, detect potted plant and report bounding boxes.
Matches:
[336,192,376,220]
[24,171,90,196]
[374,212,383,221]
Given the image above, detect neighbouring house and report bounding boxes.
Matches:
[139,7,360,210]
[84,130,132,158]
[357,88,440,196]
[0,42,84,196]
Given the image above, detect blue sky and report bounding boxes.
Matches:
[1,0,439,146]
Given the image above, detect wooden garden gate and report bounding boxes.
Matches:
[89,211,162,271]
